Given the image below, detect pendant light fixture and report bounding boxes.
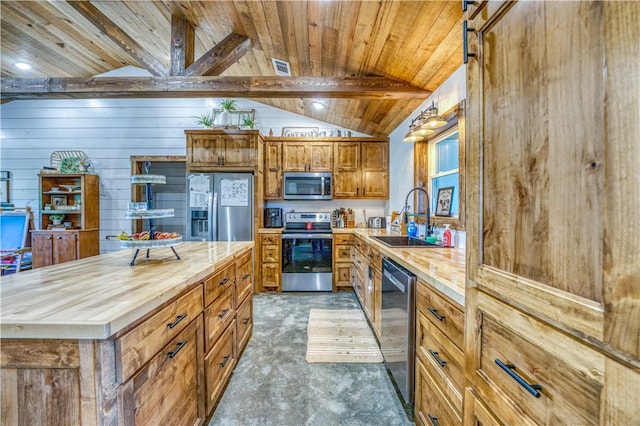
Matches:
[422,101,447,129]
[402,124,423,142]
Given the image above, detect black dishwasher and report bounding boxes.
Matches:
[381,257,417,415]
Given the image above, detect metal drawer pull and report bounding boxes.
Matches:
[495,359,542,398]
[218,309,230,318]
[428,349,447,367]
[219,277,230,286]
[428,413,439,426]
[167,340,188,358]
[428,307,445,321]
[219,354,231,368]
[242,274,250,280]
[243,317,250,325]
[462,0,479,12]
[167,313,188,329]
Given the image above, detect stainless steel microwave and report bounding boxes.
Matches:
[283,172,332,200]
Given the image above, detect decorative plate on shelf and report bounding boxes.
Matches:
[58,157,81,173]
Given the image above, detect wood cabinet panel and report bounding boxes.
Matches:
[235,250,253,306]
[463,388,503,426]
[204,286,235,353]
[361,142,389,198]
[121,318,202,426]
[264,142,282,199]
[416,311,464,414]
[38,173,100,231]
[261,263,280,291]
[116,285,203,383]
[187,132,256,169]
[32,230,99,269]
[236,295,253,355]
[333,141,388,199]
[204,260,235,307]
[415,358,462,426]
[282,142,332,172]
[416,280,464,350]
[259,233,280,291]
[467,292,605,425]
[204,320,236,414]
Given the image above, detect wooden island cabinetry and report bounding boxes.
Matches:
[465,1,639,423]
[0,242,253,426]
[32,173,100,268]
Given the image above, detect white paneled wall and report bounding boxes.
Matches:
[0,98,367,253]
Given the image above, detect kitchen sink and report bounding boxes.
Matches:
[370,235,446,248]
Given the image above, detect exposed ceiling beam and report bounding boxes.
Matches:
[68,1,169,76]
[1,77,430,100]
[170,15,195,76]
[185,33,252,77]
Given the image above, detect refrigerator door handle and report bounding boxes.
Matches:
[210,191,217,241]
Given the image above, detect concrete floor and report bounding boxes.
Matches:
[209,292,414,426]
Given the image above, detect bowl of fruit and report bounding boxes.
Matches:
[116,230,182,248]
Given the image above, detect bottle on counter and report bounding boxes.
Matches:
[443,224,452,247]
[407,221,417,238]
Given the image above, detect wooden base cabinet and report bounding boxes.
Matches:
[119,318,203,426]
[259,233,281,291]
[332,234,352,291]
[204,320,236,414]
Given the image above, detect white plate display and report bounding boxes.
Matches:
[119,236,182,248]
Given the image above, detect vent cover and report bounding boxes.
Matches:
[271,58,291,76]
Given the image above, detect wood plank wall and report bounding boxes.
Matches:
[0,98,366,252]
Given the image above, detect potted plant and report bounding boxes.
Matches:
[241,114,255,130]
[50,214,65,225]
[216,99,237,126]
[195,112,214,129]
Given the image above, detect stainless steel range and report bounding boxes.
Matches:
[281,212,332,292]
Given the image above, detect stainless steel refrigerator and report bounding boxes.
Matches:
[186,173,253,241]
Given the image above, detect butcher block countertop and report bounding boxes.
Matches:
[333,228,466,306]
[0,241,253,340]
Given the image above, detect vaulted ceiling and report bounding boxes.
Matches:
[0,1,464,137]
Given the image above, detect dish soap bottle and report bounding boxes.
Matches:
[407,221,417,238]
[443,224,452,247]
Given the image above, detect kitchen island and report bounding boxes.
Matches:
[1,241,254,425]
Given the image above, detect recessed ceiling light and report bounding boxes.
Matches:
[14,61,32,70]
[312,101,325,110]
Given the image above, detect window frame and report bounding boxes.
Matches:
[413,100,466,231]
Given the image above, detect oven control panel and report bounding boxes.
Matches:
[284,212,331,224]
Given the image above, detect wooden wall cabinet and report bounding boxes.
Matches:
[282,141,333,172]
[333,141,388,199]
[264,141,282,199]
[465,1,639,423]
[259,233,281,291]
[185,130,260,171]
[33,173,100,268]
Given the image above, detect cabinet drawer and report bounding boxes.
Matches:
[204,285,235,352]
[416,280,464,350]
[333,234,352,245]
[204,260,235,306]
[261,234,280,245]
[353,248,367,275]
[415,358,461,426]
[416,311,464,414]
[261,243,279,263]
[236,295,253,354]
[236,251,253,306]
[116,285,203,382]
[204,320,236,414]
[334,244,351,262]
[470,292,604,425]
[121,318,202,426]
[366,246,381,270]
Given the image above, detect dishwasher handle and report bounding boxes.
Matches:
[383,269,406,293]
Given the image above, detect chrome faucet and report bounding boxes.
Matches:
[403,187,432,236]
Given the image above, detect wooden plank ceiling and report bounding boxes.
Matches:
[0,1,464,137]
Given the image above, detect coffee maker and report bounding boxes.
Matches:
[264,208,283,228]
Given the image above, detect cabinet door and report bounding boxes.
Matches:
[121,318,203,426]
[333,142,361,198]
[52,232,78,265]
[414,358,462,426]
[264,142,282,198]
[31,233,54,268]
[307,142,333,171]
[466,0,640,358]
[361,142,388,198]
[261,263,280,291]
[282,142,308,171]
[204,320,236,414]
[220,134,255,167]
[189,136,223,166]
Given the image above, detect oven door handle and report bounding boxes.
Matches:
[281,233,333,239]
